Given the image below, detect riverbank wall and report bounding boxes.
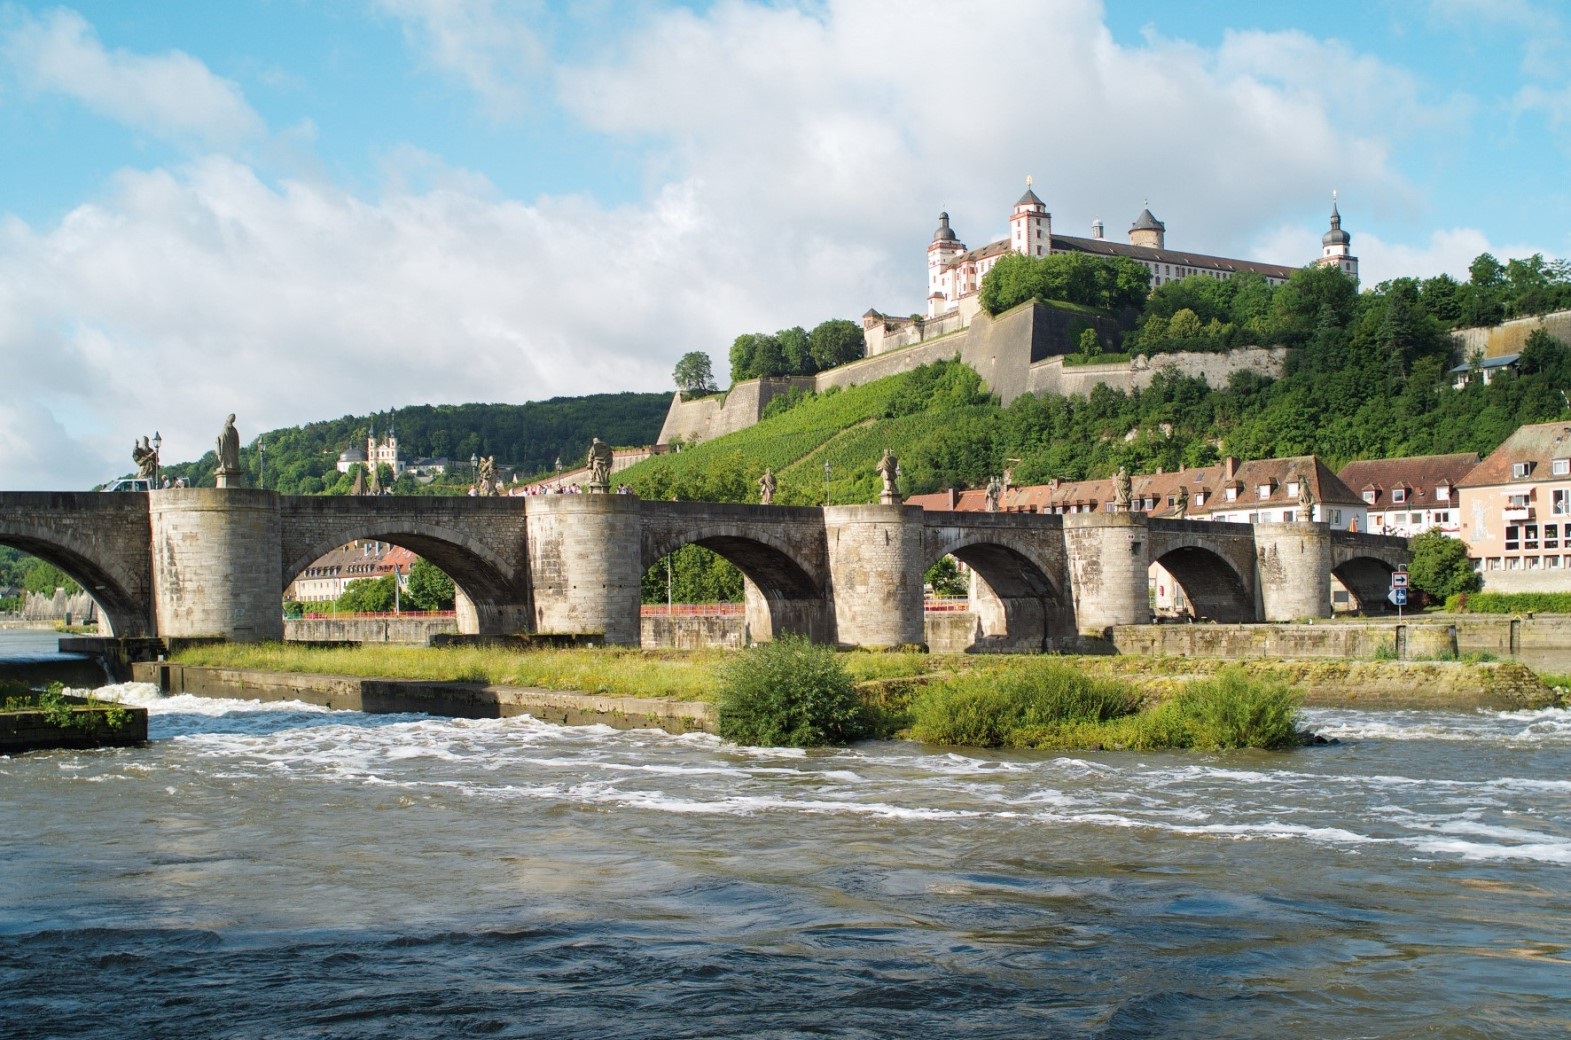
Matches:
[134,663,716,735]
[284,616,458,644]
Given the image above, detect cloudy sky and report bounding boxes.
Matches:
[2,0,1568,489]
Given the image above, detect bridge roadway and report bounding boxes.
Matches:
[0,489,1409,650]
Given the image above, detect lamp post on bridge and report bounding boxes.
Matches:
[258,436,266,489]
[152,431,162,489]
[824,459,831,507]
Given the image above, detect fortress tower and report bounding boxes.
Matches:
[1009,179,1051,258]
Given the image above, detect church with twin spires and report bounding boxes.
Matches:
[921,183,1358,320]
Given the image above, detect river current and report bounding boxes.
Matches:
[2,643,1570,1037]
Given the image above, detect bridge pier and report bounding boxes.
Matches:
[1064,513,1150,637]
[824,505,925,648]
[526,494,642,645]
[150,489,284,643]
[1254,521,1333,621]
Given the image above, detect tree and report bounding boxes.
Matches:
[673,352,716,394]
[1077,326,1103,359]
[1407,531,1482,601]
[405,558,456,611]
[22,560,81,596]
[336,575,396,613]
[809,319,865,370]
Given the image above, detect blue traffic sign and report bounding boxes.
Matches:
[1392,588,1408,606]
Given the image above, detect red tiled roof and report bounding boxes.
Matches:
[1336,453,1480,509]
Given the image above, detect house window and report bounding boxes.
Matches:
[1248,512,1260,523]
[1392,488,1406,503]
[1331,509,1342,525]
[1410,513,1422,525]
[1509,492,1532,509]
[1551,556,1563,569]
[1225,486,1238,502]
[1528,556,1542,569]
[1194,492,1206,506]
[1513,461,1533,479]
[1555,458,1570,476]
[1372,513,1384,526]
[1436,485,1451,501]
[1283,510,1296,522]
[1526,525,1540,550]
[1434,511,1450,524]
[1287,481,1299,498]
[1555,489,1570,515]
[1506,525,1521,551]
[1547,524,1560,549]
[1363,490,1376,503]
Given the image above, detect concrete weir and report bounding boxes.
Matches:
[134,662,716,735]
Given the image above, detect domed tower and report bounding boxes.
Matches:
[1315,193,1358,280]
[1009,177,1051,258]
[927,211,966,317]
[1129,205,1165,249]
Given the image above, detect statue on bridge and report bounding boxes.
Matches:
[586,437,613,493]
[132,436,157,480]
[477,455,497,496]
[877,448,900,505]
[215,414,243,488]
[1298,474,1315,519]
[1175,483,1189,519]
[1114,467,1132,511]
[984,475,1001,512]
[758,467,777,505]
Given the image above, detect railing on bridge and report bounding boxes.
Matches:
[640,603,745,618]
[924,597,971,613]
[297,610,458,620]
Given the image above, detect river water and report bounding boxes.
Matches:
[2,636,1570,1038]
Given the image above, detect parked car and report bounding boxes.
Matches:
[100,477,154,492]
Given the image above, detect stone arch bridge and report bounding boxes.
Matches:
[0,489,1408,649]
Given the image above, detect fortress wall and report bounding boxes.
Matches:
[656,378,815,446]
[1453,309,1571,359]
[1028,346,1288,399]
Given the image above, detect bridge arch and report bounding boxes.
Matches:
[1330,555,1398,613]
[0,494,154,637]
[281,520,528,636]
[1151,545,1256,622]
[923,528,1072,652]
[641,523,827,643]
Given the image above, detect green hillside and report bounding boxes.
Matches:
[622,261,1571,509]
[160,394,671,494]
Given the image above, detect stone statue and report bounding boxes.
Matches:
[215,414,242,488]
[877,448,900,505]
[1175,483,1189,519]
[1114,467,1132,511]
[132,436,157,480]
[1002,466,1013,492]
[1298,474,1315,517]
[587,437,613,492]
[477,455,497,496]
[985,476,1002,513]
[758,467,777,505]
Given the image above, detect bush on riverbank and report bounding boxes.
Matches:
[906,663,1302,751]
[1444,591,1571,614]
[716,636,872,747]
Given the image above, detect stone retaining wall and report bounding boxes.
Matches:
[284,616,458,644]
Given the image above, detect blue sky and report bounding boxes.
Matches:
[2,0,1568,489]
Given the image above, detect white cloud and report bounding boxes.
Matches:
[0,7,265,149]
[373,0,547,119]
[0,1,1531,490]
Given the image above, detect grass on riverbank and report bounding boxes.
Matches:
[170,642,942,703]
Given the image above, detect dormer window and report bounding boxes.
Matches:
[1363,490,1377,504]
[1392,487,1407,504]
[1286,481,1299,499]
[1193,492,1206,506]
[1555,458,1570,477]
[1436,484,1451,501]
[1513,461,1534,479]
[1256,482,1274,500]
[1225,486,1238,502]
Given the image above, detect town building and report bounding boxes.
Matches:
[285,540,416,603]
[337,420,406,477]
[918,185,1357,322]
[1337,453,1478,539]
[1457,421,1571,591]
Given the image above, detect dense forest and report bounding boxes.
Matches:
[155,394,671,495]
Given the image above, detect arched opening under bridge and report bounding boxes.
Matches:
[641,532,828,647]
[930,542,1071,653]
[1151,546,1255,623]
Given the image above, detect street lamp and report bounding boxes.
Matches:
[258,436,266,488]
[824,459,831,507]
[152,431,162,488]
[471,452,479,476]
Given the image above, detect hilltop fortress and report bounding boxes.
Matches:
[659,188,1357,446]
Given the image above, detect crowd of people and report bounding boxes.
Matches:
[466,481,638,497]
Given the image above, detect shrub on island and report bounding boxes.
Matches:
[907,663,1303,751]
[717,635,872,747]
